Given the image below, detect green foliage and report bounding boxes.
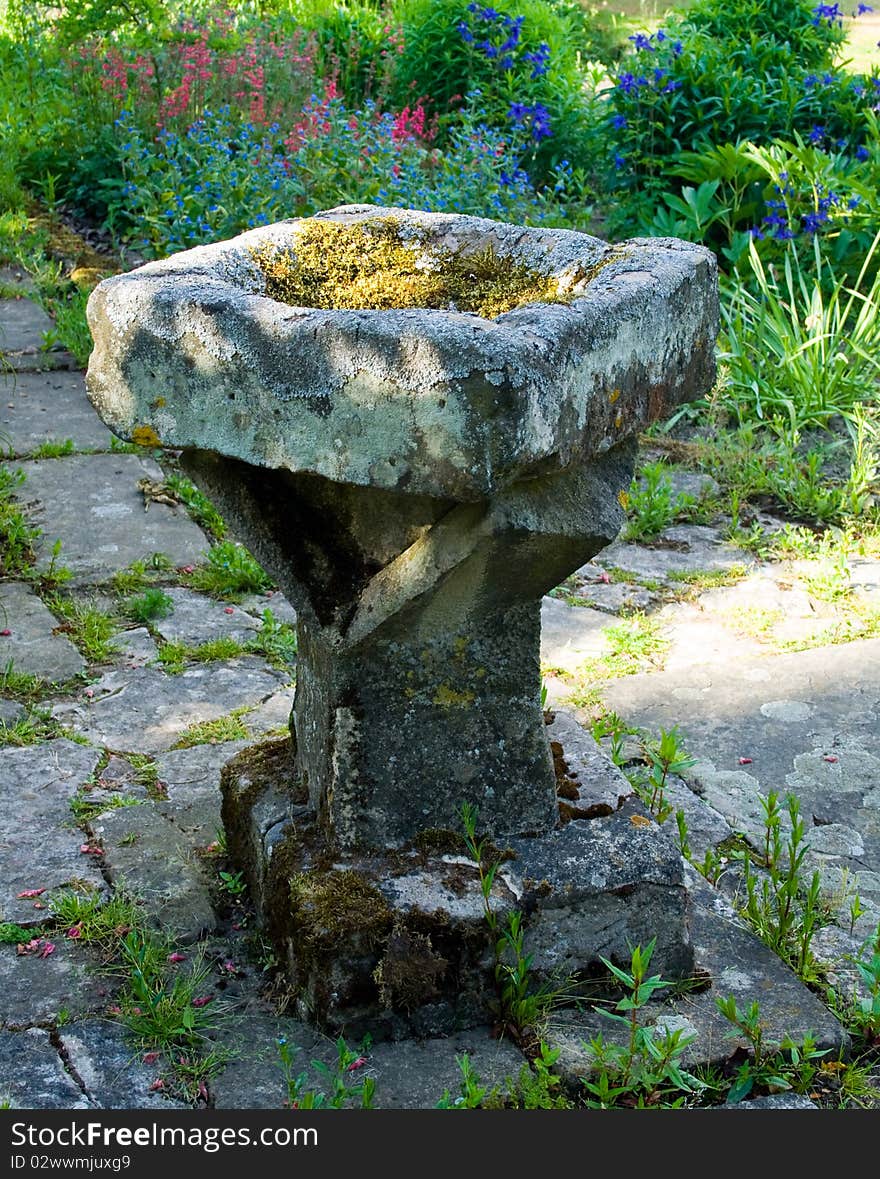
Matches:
[716,995,829,1103]
[249,608,298,666]
[278,1035,375,1109]
[0,922,34,944]
[124,587,173,624]
[582,939,704,1108]
[170,709,250,749]
[0,706,63,747]
[218,869,246,897]
[436,1052,493,1109]
[117,928,222,1050]
[49,890,140,944]
[719,233,880,433]
[738,791,829,982]
[0,466,38,577]
[187,542,272,599]
[162,473,226,540]
[636,725,697,823]
[624,461,695,541]
[830,923,880,1046]
[44,594,118,661]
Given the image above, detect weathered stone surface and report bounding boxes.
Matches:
[600,524,749,582]
[0,943,115,1029]
[540,595,608,673]
[507,798,693,984]
[547,709,633,818]
[108,625,158,666]
[366,1030,525,1109]
[87,207,718,501]
[59,1020,185,1109]
[9,453,209,580]
[0,581,85,680]
[239,588,297,626]
[210,1010,322,1109]
[0,697,25,723]
[92,806,216,941]
[154,586,261,646]
[155,740,250,845]
[0,369,113,456]
[0,296,56,356]
[0,1028,91,1108]
[51,659,286,754]
[0,267,36,293]
[545,867,847,1085]
[0,740,104,925]
[724,1093,819,1109]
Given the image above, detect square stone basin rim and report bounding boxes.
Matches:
[86,205,718,501]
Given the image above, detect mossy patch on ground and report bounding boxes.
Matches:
[251,217,572,319]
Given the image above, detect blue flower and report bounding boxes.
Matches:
[629,32,654,51]
[809,124,826,144]
[856,144,870,160]
[811,2,842,23]
[617,72,638,94]
[611,114,628,129]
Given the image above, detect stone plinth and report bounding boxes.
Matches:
[86,205,717,853]
[86,206,717,1035]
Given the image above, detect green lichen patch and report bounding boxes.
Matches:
[251,218,572,319]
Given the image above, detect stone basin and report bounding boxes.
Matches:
[86,206,718,854]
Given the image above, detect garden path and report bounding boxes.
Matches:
[1,278,878,1108]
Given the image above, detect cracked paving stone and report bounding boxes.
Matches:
[0,740,104,925]
[91,806,217,942]
[51,659,287,754]
[599,524,749,583]
[0,1028,92,1109]
[0,942,117,1030]
[59,1020,186,1109]
[0,581,85,680]
[7,453,209,582]
[0,297,57,355]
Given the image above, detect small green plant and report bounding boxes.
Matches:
[162,473,227,540]
[738,791,827,982]
[625,462,695,541]
[44,594,118,662]
[829,923,880,1047]
[125,587,173,624]
[32,438,75,459]
[218,870,246,897]
[636,726,697,822]
[249,608,297,666]
[187,542,272,599]
[582,940,704,1108]
[0,660,45,701]
[0,707,63,747]
[117,928,221,1050]
[278,1036,375,1109]
[501,1042,571,1109]
[111,555,171,595]
[170,709,250,749]
[436,1053,492,1109]
[715,995,828,1103]
[0,922,34,944]
[157,637,247,674]
[49,891,140,944]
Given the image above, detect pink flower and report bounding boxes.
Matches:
[167,952,186,963]
[824,755,839,763]
[66,923,83,940]
[17,888,46,898]
[80,843,102,855]
[0,628,11,636]
[598,571,612,584]
[191,996,213,1008]
[198,1080,209,1102]
[224,607,234,614]
[738,757,753,765]
[347,1055,368,1072]
[180,564,195,574]
[84,688,94,699]
[143,1051,160,1064]
[222,960,237,973]
[39,941,56,958]
[148,1078,165,1092]
[107,1006,122,1015]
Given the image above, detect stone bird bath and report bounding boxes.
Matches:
[86,206,718,1034]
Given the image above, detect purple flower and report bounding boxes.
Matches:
[749,227,766,239]
[802,209,828,233]
[804,74,818,87]
[809,124,826,144]
[856,4,873,13]
[856,144,869,160]
[812,3,843,23]
[611,113,628,129]
[617,71,638,94]
[672,40,683,55]
[849,194,862,207]
[613,152,626,169]
[457,21,474,43]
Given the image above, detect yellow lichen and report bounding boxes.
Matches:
[432,684,476,707]
[131,424,161,447]
[250,217,573,319]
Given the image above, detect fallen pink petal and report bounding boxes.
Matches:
[143,1052,160,1065]
[198,1080,209,1101]
[17,888,46,898]
[824,755,839,763]
[39,941,56,958]
[223,606,235,614]
[0,628,11,637]
[167,952,186,963]
[738,757,753,765]
[347,1056,368,1072]
[66,924,83,939]
[148,1078,165,1092]
[191,996,213,1008]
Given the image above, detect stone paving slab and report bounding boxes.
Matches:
[0,369,113,456]
[546,867,848,1085]
[599,524,750,582]
[155,587,261,647]
[108,625,158,667]
[0,698,25,724]
[0,266,36,293]
[210,1009,526,1110]
[8,453,210,581]
[51,659,286,754]
[1,740,104,925]
[155,740,250,845]
[540,595,609,674]
[59,1020,186,1109]
[0,580,85,680]
[0,295,56,354]
[92,806,216,942]
[0,942,116,1030]
[0,1028,91,1108]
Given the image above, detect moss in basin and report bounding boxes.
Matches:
[250,217,573,319]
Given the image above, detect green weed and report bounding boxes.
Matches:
[170,709,250,749]
[186,542,272,599]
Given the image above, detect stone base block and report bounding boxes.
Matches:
[221,735,694,1039]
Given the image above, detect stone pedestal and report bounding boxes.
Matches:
[85,205,718,1034]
